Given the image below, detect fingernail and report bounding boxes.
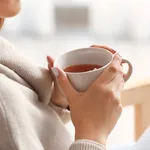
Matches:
[118,53,122,57]
[51,67,59,77]
[46,56,50,64]
[116,53,122,57]
[90,44,95,47]
[115,53,122,58]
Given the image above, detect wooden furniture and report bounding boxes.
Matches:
[122,79,150,140]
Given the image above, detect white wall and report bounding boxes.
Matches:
[90,0,150,40]
[131,0,150,40]
[3,0,150,40]
[90,0,133,37]
[3,0,55,36]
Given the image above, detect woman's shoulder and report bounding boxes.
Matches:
[0,36,19,66]
[0,36,16,52]
[0,36,12,43]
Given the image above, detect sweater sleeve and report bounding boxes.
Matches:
[69,140,106,150]
[49,101,71,124]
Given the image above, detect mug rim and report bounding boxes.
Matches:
[54,47,113,75]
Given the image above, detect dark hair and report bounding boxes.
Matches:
[0,18,4,29]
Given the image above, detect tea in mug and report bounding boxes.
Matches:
[64,64,102,73]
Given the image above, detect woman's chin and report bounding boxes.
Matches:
[4,8,20,17]
[0,4,21,18]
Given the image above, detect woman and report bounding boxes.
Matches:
[0,1,126,150]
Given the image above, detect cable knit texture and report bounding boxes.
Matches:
[0,36,105,150]
[70,140,106,150]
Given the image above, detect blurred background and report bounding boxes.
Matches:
[1,0,150,149]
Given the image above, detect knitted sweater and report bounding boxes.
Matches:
[0,36,105,150]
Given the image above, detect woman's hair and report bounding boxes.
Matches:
[0,18,4,29]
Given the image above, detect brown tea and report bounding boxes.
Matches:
[64,64,102,73]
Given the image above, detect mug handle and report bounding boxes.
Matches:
[122,59,133,82]
[90,45,133,81]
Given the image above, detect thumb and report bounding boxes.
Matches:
[47,56,54,69]
[51,67,78,105]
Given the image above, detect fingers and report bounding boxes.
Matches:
[47,56,79,104]
[109,71,124,92]
[92,54,122,85]
[47,56,54,69]
[107,65,124,103]
[90,45,116,54]
[51,67,78,104]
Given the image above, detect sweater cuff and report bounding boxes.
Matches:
[69,140,106,150]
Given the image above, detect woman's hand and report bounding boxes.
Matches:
[47,56,69,109]
[47,45,116,109]
[51,54,124,146]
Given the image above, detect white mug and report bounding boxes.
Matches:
[54,47,133,92]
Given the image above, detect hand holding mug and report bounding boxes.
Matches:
[47,45,133,146]
[53,46,132,92]
[51,54,125,146]
[47,45,132,108]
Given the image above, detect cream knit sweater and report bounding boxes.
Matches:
[0,36,105,150]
